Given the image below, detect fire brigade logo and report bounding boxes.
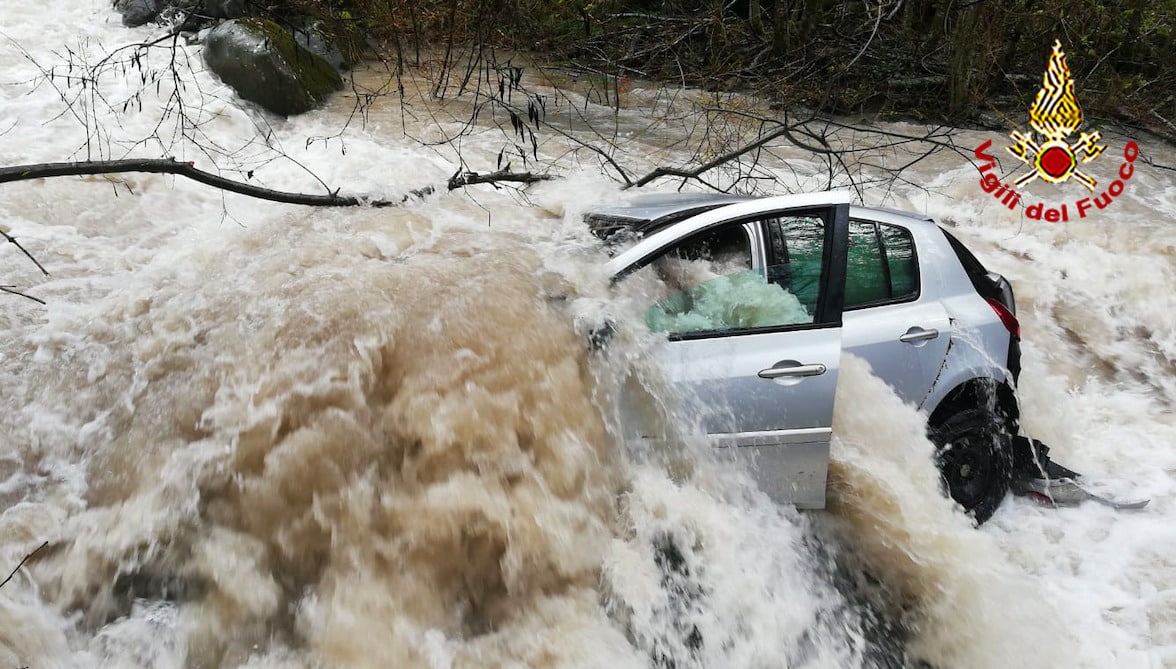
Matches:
[1007,40,1106,191]
[971,40,1139,221]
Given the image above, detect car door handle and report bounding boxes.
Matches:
[758,362,827,379]
[899,327,940,343]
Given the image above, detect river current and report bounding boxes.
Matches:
[2,2,1175,668]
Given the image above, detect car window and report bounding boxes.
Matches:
[643,222,814,335]
[844,221,918,309]
[763,215,826,318]
[882,224,917,297]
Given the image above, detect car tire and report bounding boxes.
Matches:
[930,408,1013,524]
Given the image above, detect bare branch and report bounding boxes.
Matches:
[482,73,635,186]
[623,101,963,193]
[844,1,884,73]
[0,286,46,305]
[0,541,48,591]
[0,159,432,207]
[1,229,49,276]
[1141,156,1176,173]
[627,125,792,189]
[447,167,556,190]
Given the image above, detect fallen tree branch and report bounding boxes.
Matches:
[0,541,48,591]
[447,168,556,190]
[0,159,432,207]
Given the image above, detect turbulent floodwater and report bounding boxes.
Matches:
[2,2,1176,668]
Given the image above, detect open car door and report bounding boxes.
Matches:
[607,192,851,508]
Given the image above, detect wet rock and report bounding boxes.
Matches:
[293,23,351,71]
[202,18,344,117]
[160,2,205,31]
[202,0,250,19]
[115,0,161,27]
[116,0,206,28]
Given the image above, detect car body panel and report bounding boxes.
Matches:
[607,193,850,508]
[833,207,1012,414]
[840,210,954,408]
[651,327,841,508]
[592,192,1015,509]
[842,300,952,407]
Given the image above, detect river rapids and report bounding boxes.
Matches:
[1,3,1175,668]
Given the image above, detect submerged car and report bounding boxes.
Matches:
[587,191,1025,523]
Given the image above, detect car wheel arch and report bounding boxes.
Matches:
[926,377,1019,434]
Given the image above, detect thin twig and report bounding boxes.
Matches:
[0,230,49,276]
[0,541,49,591]
[0,286,46,305]
[843,1,883,73]
[1141,156,1176,172]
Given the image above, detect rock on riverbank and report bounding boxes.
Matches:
[202,18,344,116]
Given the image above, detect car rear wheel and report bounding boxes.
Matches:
[930,408,1013,524]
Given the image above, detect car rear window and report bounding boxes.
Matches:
[939,227,1001,301]
[940,227,989,277]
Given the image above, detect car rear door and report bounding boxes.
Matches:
[607,193,851,508]
[840,217,952,408]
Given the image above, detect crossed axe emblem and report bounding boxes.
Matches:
[1007,40,1106,192]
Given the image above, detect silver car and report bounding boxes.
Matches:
[589,191,1024,522]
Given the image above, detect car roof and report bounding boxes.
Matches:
[603,191,854,275]
[853,205,936,228]
[584,192,937,240]
[585,192,751,224]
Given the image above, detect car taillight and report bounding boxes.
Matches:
[985,297,1021,339]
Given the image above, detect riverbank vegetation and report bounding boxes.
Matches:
[4,0,1172,306]
[262,0,1176,140]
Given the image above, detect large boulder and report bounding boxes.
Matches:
[202,18,344,116]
